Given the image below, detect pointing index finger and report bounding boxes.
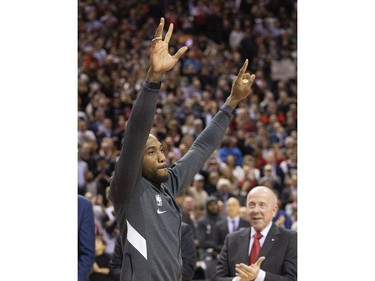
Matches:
[237,59,249,79]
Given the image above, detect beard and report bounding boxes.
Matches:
[143,167,169,184]
[155,174,168,183]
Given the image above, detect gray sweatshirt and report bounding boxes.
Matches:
[110,81,234,281]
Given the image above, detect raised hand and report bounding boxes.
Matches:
[226,59,256,108]
[148,18,188,81]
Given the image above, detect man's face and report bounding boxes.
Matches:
[207,201,219,215]
[142,135,168,184]
[247,186,278,232]
[226,198,240,218]
[194,180,204,189]
[183,197,195,211]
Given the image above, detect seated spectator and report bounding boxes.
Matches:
[187,173,208,210]
[211,178,237,212]
[218,135,243,167]
[273,199,293,230]
[214,197,250,248]
[196,196,225,280]
[89,236,111,281]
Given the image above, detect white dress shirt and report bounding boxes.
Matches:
[232,222,273,281]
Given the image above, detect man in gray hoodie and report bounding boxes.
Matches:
[109,17,256,281]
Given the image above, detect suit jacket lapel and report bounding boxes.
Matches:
[223,221,229,236]
[260,223,280,257]
[237,228,251,263]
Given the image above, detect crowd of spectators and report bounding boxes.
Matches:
[78,0,297,280]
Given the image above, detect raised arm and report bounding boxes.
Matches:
[110,18,188,205]
[168,59,256,195]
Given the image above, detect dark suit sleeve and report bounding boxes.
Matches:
[109,235,123,281]
[213,221,227,249]
[264,230,297,281]
[181,223,197,281]
[78,196,95,281]
[214,235,234,281]
[212,223,221,248]
[196,218,219,250]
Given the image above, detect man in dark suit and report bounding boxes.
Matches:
[214,186,297,281]
[196,196,225,280]
[214,197,251,249]
[109,222,197,281]
[78,195,96,281]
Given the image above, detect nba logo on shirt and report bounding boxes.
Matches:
[156,195,162,206]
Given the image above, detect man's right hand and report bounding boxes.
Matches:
[235,256,266,281]
[147,17,188,82]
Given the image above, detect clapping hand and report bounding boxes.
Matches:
[235,256,265,281]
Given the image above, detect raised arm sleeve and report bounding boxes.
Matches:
[168,104,234,196]
[110,83,159,205]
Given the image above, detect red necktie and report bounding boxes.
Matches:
[249,232,263,265]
